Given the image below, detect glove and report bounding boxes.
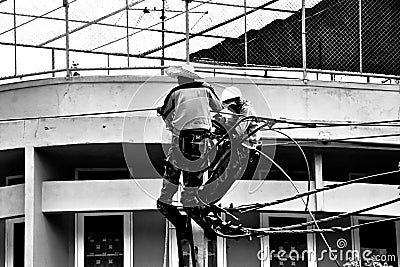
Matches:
[156,106,163,117]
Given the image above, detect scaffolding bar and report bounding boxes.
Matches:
[126,0,130,67]
[185,0,190,63]
[64,0,70,78]
[301,0,307,81]
[359,0,362,73]
[13,0,17,76]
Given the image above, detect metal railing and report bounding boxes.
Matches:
[0,0,399,83]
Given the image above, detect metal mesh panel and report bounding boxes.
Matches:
[1,0,400,78]
[306,0,360,72]
[362,0,400,75]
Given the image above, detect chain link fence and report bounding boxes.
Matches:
[0,0,399,79]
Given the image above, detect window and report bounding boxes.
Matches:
[168,220,220,267]
[5,217,24,267]
[353,216,399,267]
[76,213,132,267]
[260,214,316,267]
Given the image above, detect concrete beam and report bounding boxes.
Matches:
[0,184,24,219]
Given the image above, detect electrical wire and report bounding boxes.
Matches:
[0,107,158,123]
[0,0,79,36]
[211,111,400,129]
[242,143,342,267]
[248,197,400,232]
[91,0,212,51]
[260,133,400,148]
[236,169,400,213]
[271,129,312,212]
[250,216,400,235]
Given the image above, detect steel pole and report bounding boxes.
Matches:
[244,0,248,67]
[185,0,189,63]
[52,48,55,77]
[126,0,130,66]
[64,0,70,78]
[301,0,307,81]
[161,0,165,74]
[359,0,362,73]
[13,0,17,75]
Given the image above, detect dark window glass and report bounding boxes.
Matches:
[269,217,308,267]
[13,222,24,267]
[84,215,124,267]
[359,220,398,267]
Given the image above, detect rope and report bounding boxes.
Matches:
[236,169,400,213]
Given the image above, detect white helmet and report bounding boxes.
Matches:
[221,86,242,102]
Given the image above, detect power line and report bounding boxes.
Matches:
[236,169,400,213]
[0,11,228,39]
[0,107,158,123]
[262,133,400,148]
[0,0,79,36]
[242,143,341,267]
[248,216,400,235]
[91,0,212,52]
[138,0,281,57]
[250,197,400,232]
[39,0,145,46]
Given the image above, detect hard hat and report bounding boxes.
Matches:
[221,86,242,102]
[165,63,203,80]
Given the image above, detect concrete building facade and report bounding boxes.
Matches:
[0,75,399,267]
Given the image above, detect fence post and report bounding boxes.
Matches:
[185,0,190,63]
[301,0,308,82]
[126,0,130,67]
[52,49,55,77]
[161,0,165,75]
[64,0,70,78]
[359,0,362,73]
[244,0,248,67]
[13,0,17,76]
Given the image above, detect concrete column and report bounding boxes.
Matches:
[314,153,324,211]
[0,220,5,267]
[24,146,35,267]
[24,146,72,267]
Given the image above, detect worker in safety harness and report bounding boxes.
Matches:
[156,63,223,209]
[199,86,262,204]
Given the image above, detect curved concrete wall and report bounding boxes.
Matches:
[0,75,399,150]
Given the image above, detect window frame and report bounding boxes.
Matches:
[260,213,317,267]
[5,217,24,267]
[167,215,226,267]
[75,212,133,267]
[352,215,400,267]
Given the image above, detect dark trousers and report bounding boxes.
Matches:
[158,129,210,206]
